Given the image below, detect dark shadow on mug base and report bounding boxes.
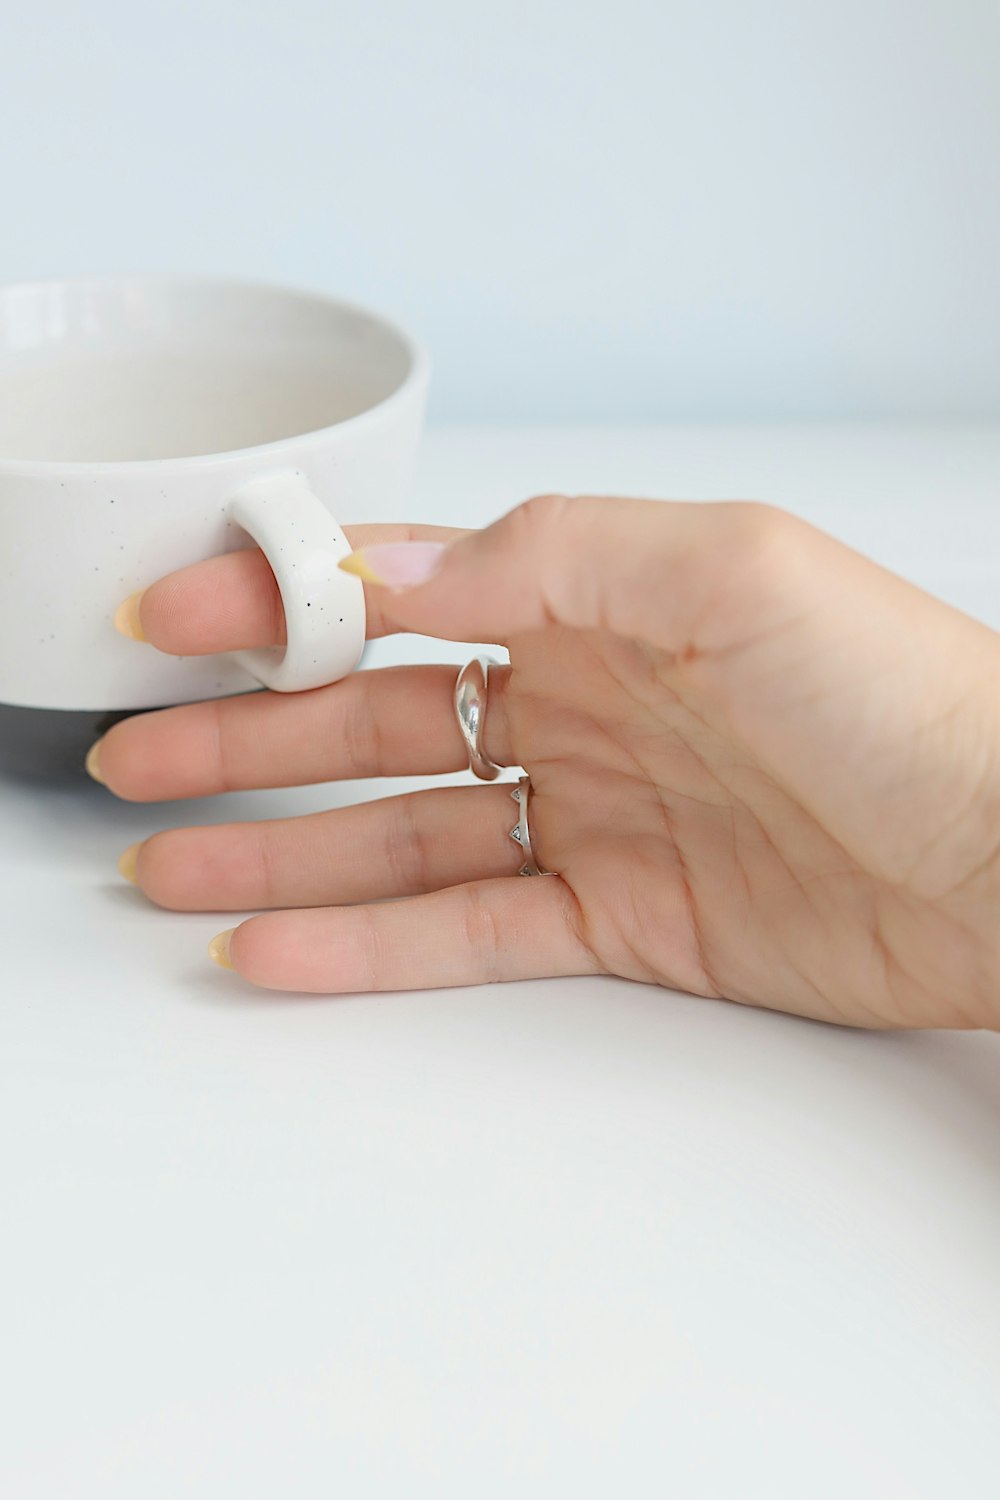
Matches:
[0,704,149,783]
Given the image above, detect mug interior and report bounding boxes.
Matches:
[0,277,417,463]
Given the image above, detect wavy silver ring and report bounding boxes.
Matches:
[509,776,549,877]
[454,655,505,781]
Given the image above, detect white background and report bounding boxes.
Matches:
[1,0,998,421]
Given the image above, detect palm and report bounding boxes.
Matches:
[507,622,982,1029]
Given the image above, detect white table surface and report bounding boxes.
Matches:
[3,425,1000,1499]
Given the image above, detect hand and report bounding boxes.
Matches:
[90,497,1000,1029]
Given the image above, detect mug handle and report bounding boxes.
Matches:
[226,472,366,693]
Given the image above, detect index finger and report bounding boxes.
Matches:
[118,523,469,656]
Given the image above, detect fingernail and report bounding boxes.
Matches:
[339,541,446,592]
[208,929,236,971]
[85,739,105,784]
[114,589,147,641]
[117,842,141,884]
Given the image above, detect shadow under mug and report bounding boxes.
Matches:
[0,274,429,778]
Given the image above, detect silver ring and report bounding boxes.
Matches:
[509,776,549,876]
[454,655,505,781]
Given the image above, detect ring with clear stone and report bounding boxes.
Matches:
[508,775,548,877]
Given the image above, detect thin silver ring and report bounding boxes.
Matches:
[509,776,549,876]
[454,655,505,781]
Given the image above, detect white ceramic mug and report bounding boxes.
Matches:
[0,274,429,712]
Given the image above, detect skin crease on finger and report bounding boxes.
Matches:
[104,497,1000,1030]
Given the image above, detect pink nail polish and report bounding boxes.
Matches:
[344,540,446,591]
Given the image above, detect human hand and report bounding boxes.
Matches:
[90,497,1000,1029]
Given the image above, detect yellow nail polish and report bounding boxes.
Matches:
[118,842,141,885]
[114,589,147,641]
[208,929,236,971]
[338,552,384,586]
[85,739,105,784]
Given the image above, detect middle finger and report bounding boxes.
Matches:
[95,664,515,802]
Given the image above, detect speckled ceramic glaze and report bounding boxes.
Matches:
[0,275,429,725]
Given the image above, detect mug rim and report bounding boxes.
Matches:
[0,272,431,475]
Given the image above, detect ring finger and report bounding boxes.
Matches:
[93,663,515,802]
[125,782,528,910]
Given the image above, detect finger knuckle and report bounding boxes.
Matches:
[510,491,575,545]
[339,677,382,776]
[209,699,239,794]
[719,500,805,590]
[729,499,796,553]
[355,908,389,990]
[459,885,503,984]
[253,825,281,909]
[505,493,590,626]
[382,794,431,894]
